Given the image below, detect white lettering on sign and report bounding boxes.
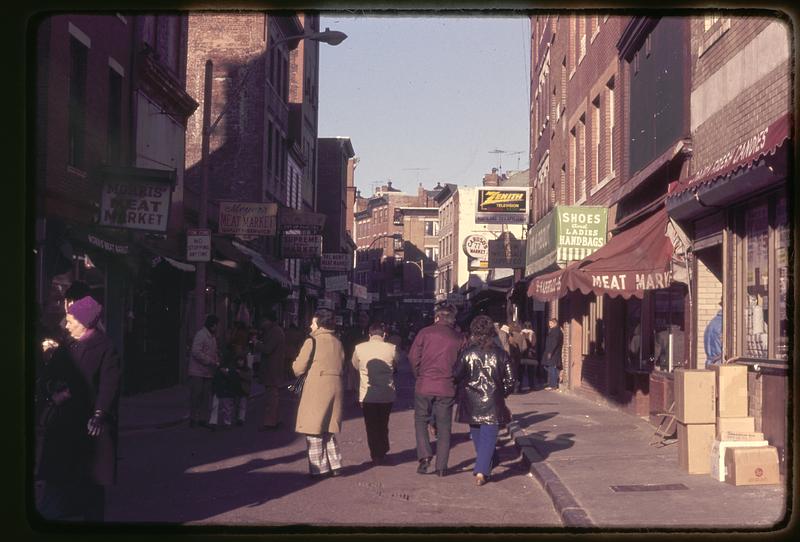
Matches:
[100,180,171,232]
[560,211,602,224]
[592,274,627,290]
[534,276,562,295]
[693,126,769,181]
[634,271,671,291]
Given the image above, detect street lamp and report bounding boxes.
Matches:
[194,26,348,332]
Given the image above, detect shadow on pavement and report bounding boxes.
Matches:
[518,430,576,462]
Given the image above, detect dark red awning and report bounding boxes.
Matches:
[528,209,674,301]
[668,113,790,198]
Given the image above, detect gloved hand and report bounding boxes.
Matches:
[87,410,106,437]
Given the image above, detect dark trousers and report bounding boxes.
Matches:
[519,362,538,390]
[546,364,560,388]
[414,393,454,471]
[509,355,522,392]
[38,482,105,522]
[362,401,393,460]
[189,376,213,422]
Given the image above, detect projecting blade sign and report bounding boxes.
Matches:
[475,187,529,224]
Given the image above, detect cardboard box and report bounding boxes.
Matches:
[716,416,756,439]
[724,446,780,486]
[713,364,748,417]
[718,431,765,441]
[677,422,716,474]
[674,369,716,424]
[710,439,769,481]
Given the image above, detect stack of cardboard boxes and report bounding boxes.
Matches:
[674,366,779,485]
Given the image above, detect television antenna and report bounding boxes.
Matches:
[402,167,430,184]
[507,150,525,171]
[488,148,507,171]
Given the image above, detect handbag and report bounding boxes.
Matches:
[287,337,316,397]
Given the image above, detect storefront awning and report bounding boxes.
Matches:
[528,209,674,301]
[667,113,790,200]
[231,240,292,289]
[161,256,195,272]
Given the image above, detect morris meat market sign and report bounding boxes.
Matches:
[475,187,529,224]
[100,179,172,232]
[219,202,277,237]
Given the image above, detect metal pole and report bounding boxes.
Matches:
[195,59,213,333]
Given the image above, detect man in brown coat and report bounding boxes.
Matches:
[254,312,286,430]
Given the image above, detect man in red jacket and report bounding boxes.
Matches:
[409,303,464,477]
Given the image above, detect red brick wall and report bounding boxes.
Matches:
[39,14,134,220]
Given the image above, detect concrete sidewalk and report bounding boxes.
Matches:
[505,388,788,530]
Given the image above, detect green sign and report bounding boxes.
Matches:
[525,206,607,277]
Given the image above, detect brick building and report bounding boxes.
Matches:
[35,14,199,393]
[184,13,302,334]
[525,14,791,475]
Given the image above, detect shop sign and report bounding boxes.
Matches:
[186,228,211,262]
[281,234,322,259]
[351,283,368,300]
[320,252,350,272]
[86,233,129,255]
[278,208,326,232]
[346,299,357,310]
[525,206,606,276]
[100,179,172,232]
[325,274,349,292]
[219,202,277,237]
[475,187,529,224]
[318,299,335,310]
[488,232,526,268]
[463,233,489,270]
[402,298,436,304]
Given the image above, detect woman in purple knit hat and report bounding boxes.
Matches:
[37,295,121,523]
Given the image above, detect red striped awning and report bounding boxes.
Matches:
[528,209,674,301]
[668,113,790,199]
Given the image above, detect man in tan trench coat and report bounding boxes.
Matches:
[292,309,345,478]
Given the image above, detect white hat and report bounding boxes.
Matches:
[500,324,510,334]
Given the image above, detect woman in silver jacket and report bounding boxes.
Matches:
[455,315,515,485]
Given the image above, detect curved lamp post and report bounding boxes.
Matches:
[195,26,348,332]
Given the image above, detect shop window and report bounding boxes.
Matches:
[738,193,786,361]
[582,294,605,356]
[625,297,644,369]
[68,37,88,170]
[653,286,687,372]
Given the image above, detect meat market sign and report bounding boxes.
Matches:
[219,202,277,237]
[475,187,529,224]
[99,167,174,232]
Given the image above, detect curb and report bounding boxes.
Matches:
[509,420,595,528]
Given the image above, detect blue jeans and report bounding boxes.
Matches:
[470,424,500,476]
[546,365,559,388]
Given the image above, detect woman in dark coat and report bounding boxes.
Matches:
[455,315,515,486]
[37,296,121,522]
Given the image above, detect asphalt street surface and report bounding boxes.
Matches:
[105,356,561,528]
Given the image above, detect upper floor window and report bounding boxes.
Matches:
[424,220,438,236]
[107,68,123,165]
[68,37,88,170]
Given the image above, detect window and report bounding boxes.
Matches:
[107,68,123,165]
[591,96,600,189]
[606,77,616,176]
[653,286,687,372]
[569,126,576,203]
[626,298,644,369]
[577,114,586,201]
[425,247,439,262]
[424,220,438,236]
[743,203,770,359]
[582,295,605,356]
[68,37,88,170]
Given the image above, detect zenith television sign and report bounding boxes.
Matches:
[475,187,529,224]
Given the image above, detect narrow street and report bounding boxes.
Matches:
[106,357,561,527]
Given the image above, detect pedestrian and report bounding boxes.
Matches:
[494,322,511,355]
[292,309,346,478]
[519,321,538,391]
[454,315,515,486]
[351,322,397,465]
[37,296,121,522]
[209,356,241,428]
[188,315,220,429]
[408,303,463,477]
[284,320,305,379]
[542,318,563,390]
[507,322,528,394]
[704,301,723,369]
[342,311,370,395]
[253,312,286,430]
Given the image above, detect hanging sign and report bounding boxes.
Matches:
[219,202,277,237]
[320,253,350,272]
[100,179,172,232]
[488,232,526,268]
[278,208,326,232]
[325,274,349,292]
[463,234,489,270]
[281,234,322,258]
[186,228,211,262]
[351,283,369,300]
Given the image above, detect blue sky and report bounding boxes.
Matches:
[318,15,531,196]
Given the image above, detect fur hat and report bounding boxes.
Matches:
[67,296,103,329]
